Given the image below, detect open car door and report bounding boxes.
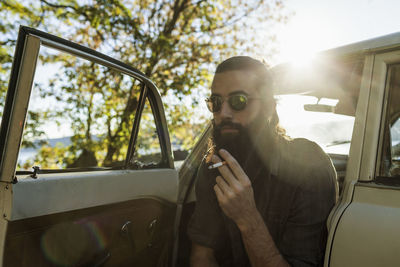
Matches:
[0,26,179,266]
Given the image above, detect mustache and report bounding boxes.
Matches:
[213,120,244,132]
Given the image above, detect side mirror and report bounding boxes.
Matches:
[303,104,335,113]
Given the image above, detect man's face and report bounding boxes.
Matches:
[211,70,264,137]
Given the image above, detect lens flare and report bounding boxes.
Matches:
[41,221,107,266]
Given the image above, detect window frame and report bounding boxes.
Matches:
[347,51,400,182]
[126,86,170,168]
[376,63,400,181]
[390,115,400,161]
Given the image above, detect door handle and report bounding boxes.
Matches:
[147,219,157,248]
[121,221,135,251]
[121,219,158,249]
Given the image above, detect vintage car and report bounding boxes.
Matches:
[0,26,399,266]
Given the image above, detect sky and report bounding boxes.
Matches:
[274,0,400,64]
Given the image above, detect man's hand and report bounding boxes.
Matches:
[212,149,258,229]
[212,149,289,267]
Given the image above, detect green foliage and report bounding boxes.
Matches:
[20,143,73,169]
[0,0,289,168]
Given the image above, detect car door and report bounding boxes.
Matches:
[0,26,179,267]
[325,48,400,266]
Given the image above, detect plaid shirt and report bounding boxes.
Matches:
[188,137,338,267]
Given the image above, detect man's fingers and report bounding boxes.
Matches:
[218,149,250,184]
[211,155,241,188]
[211,154,222,163]
[214,184,225,203]
[215,176,233,195]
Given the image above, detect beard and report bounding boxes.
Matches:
[212,119,249,165]
[211,113,275,177]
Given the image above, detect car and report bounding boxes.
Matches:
[177,32,400,266]
[0,26,399,266]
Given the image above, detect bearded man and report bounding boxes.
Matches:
[187,56,338,267]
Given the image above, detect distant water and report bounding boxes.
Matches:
[16,136,72,167]
[17,149,37,168]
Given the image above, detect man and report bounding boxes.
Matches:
[187,56,338,267]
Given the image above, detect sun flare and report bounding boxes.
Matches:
[275,9,338,66]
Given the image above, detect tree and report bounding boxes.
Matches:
[0,0,289,168]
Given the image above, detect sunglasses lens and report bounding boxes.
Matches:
[229,95,247,111]
[206,95,248,112]
[206,96,222,112]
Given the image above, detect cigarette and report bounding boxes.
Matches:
[208,161,227,169]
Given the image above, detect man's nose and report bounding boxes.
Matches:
[219,101,233,119]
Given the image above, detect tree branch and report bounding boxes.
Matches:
[194,2,264,33]
[40,0,78,11]
[163,0,189,35]
[0,39,15,46]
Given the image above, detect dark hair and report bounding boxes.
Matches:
[214,56,286,137]
[216,56,273,97]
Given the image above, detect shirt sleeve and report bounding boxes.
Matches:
[280,141,338,267]
[187,161,226,250]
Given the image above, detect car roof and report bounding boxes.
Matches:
[269,32,400,116]
[322,31,400,57]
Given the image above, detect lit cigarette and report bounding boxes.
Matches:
[208,161,227,169]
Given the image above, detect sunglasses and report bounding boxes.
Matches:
[205,94,261,113]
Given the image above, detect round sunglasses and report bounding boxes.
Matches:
[205,94,261,113]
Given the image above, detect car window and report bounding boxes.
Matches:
[274,57,364,156]
[131,96,162,167]
[378,64,400,177]
[17,45,144,171]
[391,118,400,161]
[277,95,355,155]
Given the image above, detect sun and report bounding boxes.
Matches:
[277,25,318,67]
[275,10,338,66]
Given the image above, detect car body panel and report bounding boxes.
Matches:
[329,184,400,267]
